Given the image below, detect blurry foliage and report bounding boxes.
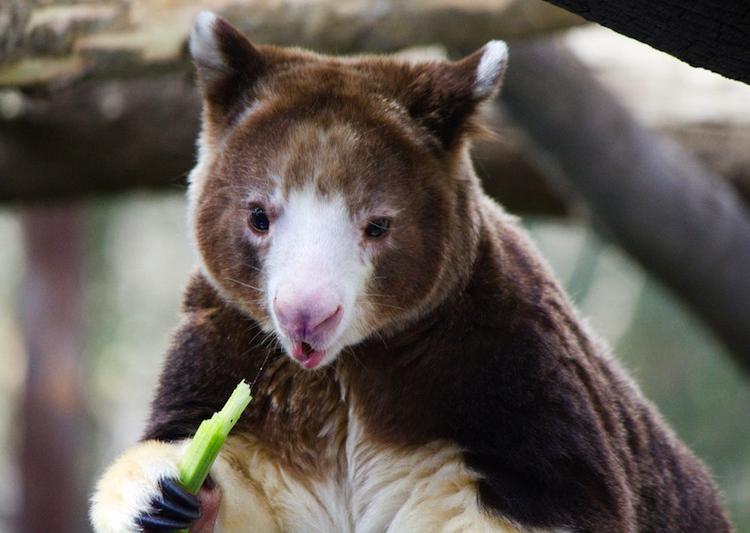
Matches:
[0,198,747,531]
[0,212,23,532]
[617,284,750,527]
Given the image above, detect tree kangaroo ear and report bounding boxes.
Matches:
[407,41,508,149]
[189,11,266,125]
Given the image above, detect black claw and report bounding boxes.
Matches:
[151,494,201,521]
[136,512,193,530]
[160,478,200,512]
[136,477,201,532]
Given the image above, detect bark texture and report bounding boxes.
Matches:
[502,37,750,371]
[3,74,750,217]
[0,76,200,203]
[543,1,750,84]
[0,0,581,89]
[0,73,569,214]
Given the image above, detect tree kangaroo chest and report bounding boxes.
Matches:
[217,392,522,533]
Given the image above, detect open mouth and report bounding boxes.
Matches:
[291,340,326,369]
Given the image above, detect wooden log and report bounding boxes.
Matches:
[2,74,749,217]
[0,0,31,62]
[502,37,750,371]
[0,76,200,202]
[667,124,750,204]
[542,1,750,84]
[0,0,582,90]
[0,74,571,215]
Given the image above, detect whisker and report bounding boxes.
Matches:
[250,348,273,392]
[369,301,405,311]
[246,325,269,350]
[226,277,262,291]
[243,263,263,273]
[363,292,397,299]
[370,327,389,349]
[260,330,279,349]
[345,345,365,369]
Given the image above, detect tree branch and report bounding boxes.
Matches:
[0,74,570,214]
[502,37,750,371]
[2,74,749,219]
[542,1,750,84]
[0,76,200,202]
[0,0,582,90]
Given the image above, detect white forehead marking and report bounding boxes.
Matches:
[272,186,355,259]
[266,185,360,308]
[265,185,372,362]
[474,40,508,98]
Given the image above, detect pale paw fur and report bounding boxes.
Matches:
[90,439,186,533]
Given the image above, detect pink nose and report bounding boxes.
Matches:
[273,291,343,343]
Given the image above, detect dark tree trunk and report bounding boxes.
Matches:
[18,204,85,533]
[502,37,750,372]
[542,1,750,84]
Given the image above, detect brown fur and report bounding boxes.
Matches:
[143,15,732,532]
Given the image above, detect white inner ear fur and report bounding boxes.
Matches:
[473,40,509,98]
[189,11,225,70]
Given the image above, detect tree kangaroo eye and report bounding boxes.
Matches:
[364,219,390,239]
[249,206,270,233]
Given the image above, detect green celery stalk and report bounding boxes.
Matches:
[178,380,253,495]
